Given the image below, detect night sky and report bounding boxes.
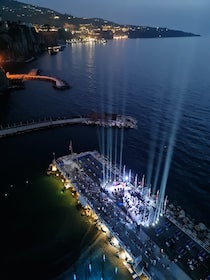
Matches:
[21,0,210,35]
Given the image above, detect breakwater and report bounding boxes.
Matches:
[0,115,137,138]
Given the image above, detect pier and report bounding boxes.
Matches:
[0,115,137,138]
[6,71,69,90]
[51,151,210,280]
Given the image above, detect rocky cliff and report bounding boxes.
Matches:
[0,21,43,63]
[0,65,9,93]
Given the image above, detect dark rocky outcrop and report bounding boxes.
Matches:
[0,21,43,63]
[0,65,9,93]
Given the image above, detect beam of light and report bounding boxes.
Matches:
[97,127,105,184]
[147,84,170,193]
[152,132,167,194]
[151,44,196,223]
[147,117,159,189]
[98,126,106,184]
[156,89,185,221]
[104,56,114,183]
[97,45,128,183]
[97,89,106,184]
[119,127,124,178]
[117,59,127,179]
[156,131,177,220]
[156,40,196,219]
[108,127,113,180]
[146,90,168,192]
[114,128,118,180]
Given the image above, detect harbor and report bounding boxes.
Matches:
[49,151,210,280]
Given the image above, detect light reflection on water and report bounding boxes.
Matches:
[1,37,210,278]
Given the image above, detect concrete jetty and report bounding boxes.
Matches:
[6,71,70,90]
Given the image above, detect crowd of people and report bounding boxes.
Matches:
[106,181,154,226]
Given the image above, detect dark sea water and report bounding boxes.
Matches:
[0,36,210,279]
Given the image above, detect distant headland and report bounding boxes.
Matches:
[0,0,200,70]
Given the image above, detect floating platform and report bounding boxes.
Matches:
[51,151,210,280]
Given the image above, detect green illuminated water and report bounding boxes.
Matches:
[1,174,133,279]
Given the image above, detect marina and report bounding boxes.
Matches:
[49,151,210,280]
